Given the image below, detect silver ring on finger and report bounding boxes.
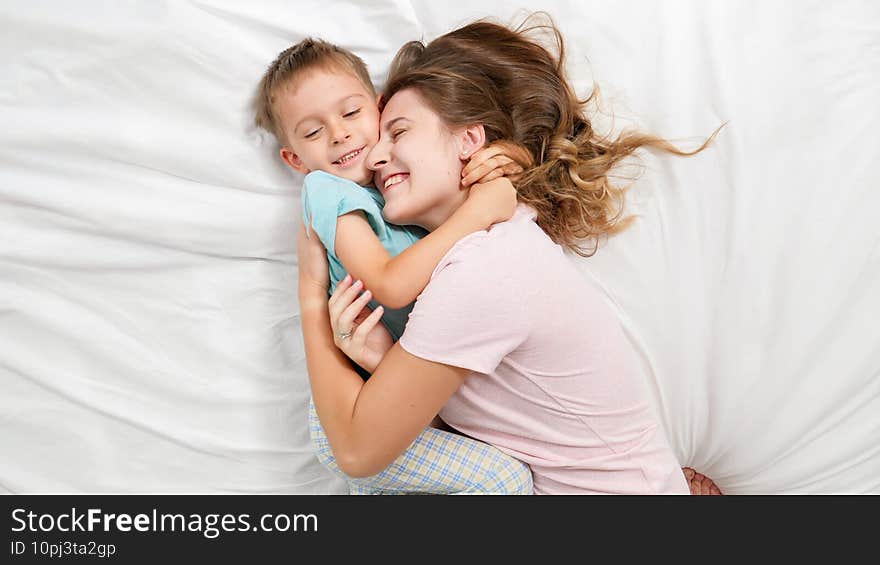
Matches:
[336,329,353,340]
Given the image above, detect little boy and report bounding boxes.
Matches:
[254,38,520,339]
[253,38,533,494]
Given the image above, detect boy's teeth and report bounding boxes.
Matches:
[337,149,361,164]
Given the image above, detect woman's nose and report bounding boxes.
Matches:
[366,141,389,171]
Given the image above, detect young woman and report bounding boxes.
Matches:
[298,17,725,494]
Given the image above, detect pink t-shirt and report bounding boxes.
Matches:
[399,204,688,495]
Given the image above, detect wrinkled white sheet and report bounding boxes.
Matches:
[1,0,878,494]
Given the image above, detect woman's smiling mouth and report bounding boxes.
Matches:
[382,173,409,192]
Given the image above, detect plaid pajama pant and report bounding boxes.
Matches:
[308,398,533,494]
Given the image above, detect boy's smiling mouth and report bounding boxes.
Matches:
[333,146,365,168]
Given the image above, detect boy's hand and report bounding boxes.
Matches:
[461,140,533,188]
[463,177,518,227]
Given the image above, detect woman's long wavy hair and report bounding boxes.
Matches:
[382,14,722,256]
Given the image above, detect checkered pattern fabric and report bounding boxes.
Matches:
[308,398,533,495]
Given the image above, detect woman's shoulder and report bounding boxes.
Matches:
[469,205,554,257]
[436,206,555,275]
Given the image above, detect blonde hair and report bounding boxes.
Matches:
[383,14,723,256]
[253,38,376,143]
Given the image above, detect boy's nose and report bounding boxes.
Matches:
[329,122,350,145]
[331,131,350,145]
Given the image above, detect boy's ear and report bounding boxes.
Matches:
[457,124,486,160]
[280,146,310,174]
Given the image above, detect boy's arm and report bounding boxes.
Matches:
[335,177,516,310]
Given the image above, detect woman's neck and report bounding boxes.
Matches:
[415,190,469,233]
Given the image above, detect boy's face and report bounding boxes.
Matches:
[276,68,380,186]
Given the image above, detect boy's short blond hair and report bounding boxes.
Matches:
[253,38,376,144]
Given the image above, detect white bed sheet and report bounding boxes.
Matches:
[1,0,878,494]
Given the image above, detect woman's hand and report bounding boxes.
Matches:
[328,274,393,374]
[461,140,533,188]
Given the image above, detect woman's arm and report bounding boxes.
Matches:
[297,225,468,477]
[304,315,468,477]
[334,176,516,309]
[301,295,467,477]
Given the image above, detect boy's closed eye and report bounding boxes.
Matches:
[304,109,362,139]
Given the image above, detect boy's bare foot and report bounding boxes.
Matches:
[682,467,723,495]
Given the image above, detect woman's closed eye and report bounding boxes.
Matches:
[343,108,361,118]
[391,128,406,141]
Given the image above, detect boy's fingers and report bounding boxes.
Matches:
[478,169,503,184]
[463,157,513,187]
[463,152,507,177]
[462,161,495,186]
[503,161,524,175]
[462,147,505,177]
[471,155,511,175]
[461,161,480,181]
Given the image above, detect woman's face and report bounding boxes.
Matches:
[366,89,467,230]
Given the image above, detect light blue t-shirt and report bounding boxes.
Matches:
[301,170,427,342]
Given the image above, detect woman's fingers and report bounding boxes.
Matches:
[329,276,361,312]
[351,305,384,344]
[352,305,373,326]
[328,275,380,350]
[345,305,386,374]
[336,289,373,338]
[327,274,352,309]
[328,276,363,329]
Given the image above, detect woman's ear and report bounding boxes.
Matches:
[457,124,486,160]
[280,146,309,174]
